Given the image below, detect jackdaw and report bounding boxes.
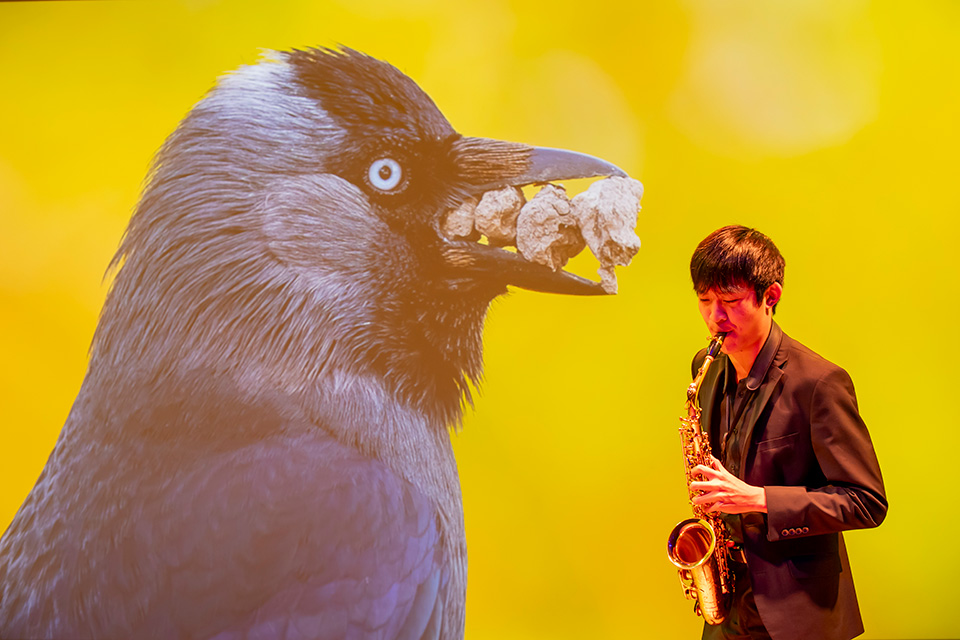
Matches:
[0,47,628,639]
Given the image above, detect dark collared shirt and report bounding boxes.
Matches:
[718,321,782,543]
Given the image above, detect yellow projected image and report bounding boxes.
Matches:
[0,2,955,638]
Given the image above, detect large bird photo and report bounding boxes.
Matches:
[0,35,642,640]
[2,2,957,639]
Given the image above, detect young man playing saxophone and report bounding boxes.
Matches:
[686,225,887,640]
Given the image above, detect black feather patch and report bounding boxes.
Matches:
[286,47,454,141]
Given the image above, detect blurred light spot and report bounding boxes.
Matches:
[335,0,444,17]
[503,50,643,176]
[670,0,880,157]
[418,0,516,133]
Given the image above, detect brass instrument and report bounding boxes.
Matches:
[667,333,731,625]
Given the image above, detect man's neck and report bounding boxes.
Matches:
[728,322,772,381]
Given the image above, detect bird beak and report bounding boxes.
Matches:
[440,240,604,295]
[443,137,628,296]
[482,144,627,189]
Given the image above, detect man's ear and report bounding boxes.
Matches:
[764,282,783,309]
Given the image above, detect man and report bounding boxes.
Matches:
[686,225,887,640]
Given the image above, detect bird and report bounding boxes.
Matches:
[0,47,626,639]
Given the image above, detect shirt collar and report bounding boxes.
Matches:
[743,320,783,391]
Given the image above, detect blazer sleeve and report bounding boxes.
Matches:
[764,366,888,541]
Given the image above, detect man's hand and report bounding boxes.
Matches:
[690,456,767,514]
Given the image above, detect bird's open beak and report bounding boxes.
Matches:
[443,137,628,296]
[491,145,627,188]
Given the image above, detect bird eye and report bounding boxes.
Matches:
[368,158,403,192]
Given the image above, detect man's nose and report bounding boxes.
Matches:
[710,303,727,324]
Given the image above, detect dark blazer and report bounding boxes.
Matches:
[693,322,887,640]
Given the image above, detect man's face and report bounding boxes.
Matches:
[697,283,778,358]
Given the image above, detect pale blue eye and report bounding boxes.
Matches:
[368,158,402,191]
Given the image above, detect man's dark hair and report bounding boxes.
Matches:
[690,225,785,311]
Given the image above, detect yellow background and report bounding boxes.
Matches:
[0,1,955,638]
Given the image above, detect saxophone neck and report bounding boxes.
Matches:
[688,333,726,404]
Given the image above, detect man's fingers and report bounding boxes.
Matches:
[693,464,717,479]
[691,484,725,504]
[696,498,723,513]
[708,455,729,473]
[689,480,714,493]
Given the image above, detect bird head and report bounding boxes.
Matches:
[92,47,627,426]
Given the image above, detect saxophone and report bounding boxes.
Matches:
[666,332,732,625]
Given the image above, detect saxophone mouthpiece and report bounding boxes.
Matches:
[706,333,727,358]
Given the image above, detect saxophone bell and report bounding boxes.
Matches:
[667,518,728,624]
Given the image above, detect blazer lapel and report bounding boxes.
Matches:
[735,327,788,473]
[735,367,783,470]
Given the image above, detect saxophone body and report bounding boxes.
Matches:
[667,333,732,625]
